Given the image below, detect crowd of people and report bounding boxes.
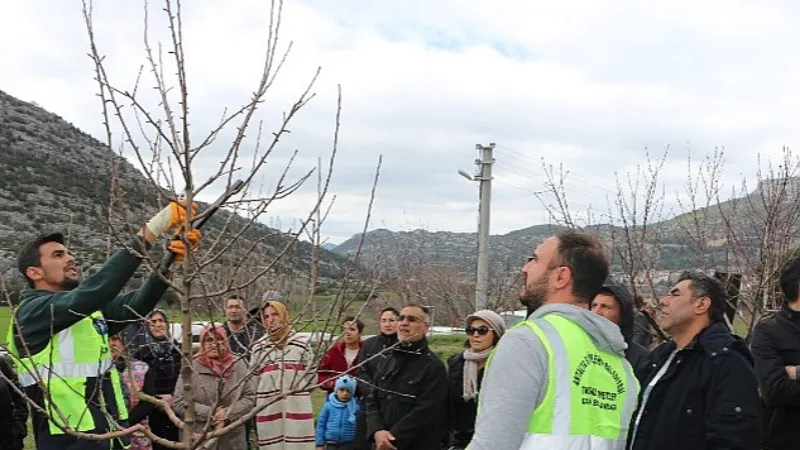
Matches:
[2,203,800,450]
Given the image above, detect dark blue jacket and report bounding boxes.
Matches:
[316,392,359,445]
[628,322,761,450]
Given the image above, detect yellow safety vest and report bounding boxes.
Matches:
[483,314,640,450]
[6,309,129,435]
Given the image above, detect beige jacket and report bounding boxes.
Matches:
[173,359,256,450]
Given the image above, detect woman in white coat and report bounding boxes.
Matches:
[249,300,316,449]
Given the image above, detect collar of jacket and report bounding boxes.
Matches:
[779,303,800,323]
[654,322,748,361]
[378,332,398,344]
[333,340,364,354]
[395,336,429,355]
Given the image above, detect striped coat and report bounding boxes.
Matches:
[249,332,316,449]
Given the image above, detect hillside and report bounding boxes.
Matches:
[0,89,351,294]
[333,185,795,277]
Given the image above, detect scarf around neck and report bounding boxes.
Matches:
[461,346,493,401]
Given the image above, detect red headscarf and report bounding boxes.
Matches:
[195,324,235,378]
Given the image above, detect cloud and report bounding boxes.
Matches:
[2,0,800,244]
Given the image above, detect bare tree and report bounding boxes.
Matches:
[0,1,388,449]
[535,159,578,228]
[536,150,669,342]
[673,148,726,270]
[715,148,800,335]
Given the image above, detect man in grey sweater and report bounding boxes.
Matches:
[468,230,638,450]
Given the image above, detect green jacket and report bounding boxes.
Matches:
[11,238,169,356]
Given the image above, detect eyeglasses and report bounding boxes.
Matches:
[466,326,491,336]
[398,315,422,323]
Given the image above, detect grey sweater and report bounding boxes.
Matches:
[468,303,630,450]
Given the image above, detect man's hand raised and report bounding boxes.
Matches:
[168,229,202,262]
[146,201,199,238]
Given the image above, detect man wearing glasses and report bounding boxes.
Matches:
[365,304,448,450]
[469,230,639,450]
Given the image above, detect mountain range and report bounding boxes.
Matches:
[330,179,793,278]
[0,89,351,295]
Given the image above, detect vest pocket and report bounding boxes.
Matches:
[47,378,97,433]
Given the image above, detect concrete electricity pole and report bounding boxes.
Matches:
[459,144,495,310]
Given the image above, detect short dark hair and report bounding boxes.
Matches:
[554,230,609,303]
[678,270,727,323]
[17,232,66,288]
[780,255,800,303]
[380,306,400,317]
[342,316,365,333]
[226,294,246,306]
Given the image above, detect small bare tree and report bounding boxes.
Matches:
[605,150,668,303]
[715,148,800,334]
[0,1,388,449]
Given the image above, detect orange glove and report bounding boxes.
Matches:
[168,229,201,261]
[146,201,199,237]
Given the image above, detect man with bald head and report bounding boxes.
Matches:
[469,230,639,450]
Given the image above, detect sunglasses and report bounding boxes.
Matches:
[466,326,491,336]
[398,315,422,323]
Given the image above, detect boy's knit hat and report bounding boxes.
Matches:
[335,374,357,395]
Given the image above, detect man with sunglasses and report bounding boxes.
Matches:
[469,230,639,450]
[365,305,448,450]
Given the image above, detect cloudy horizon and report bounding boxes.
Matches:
[3,1,800,245]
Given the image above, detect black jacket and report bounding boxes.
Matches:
[128,313,182,444]
[0,356,27,450]
[446,352,484,448]
[628,322,761,450]
[353,332,398,450]
[357,332,398,396]
[749,304,800,450]
[601,282,651,371]
[223,322,264,361]
[365,337,448,450]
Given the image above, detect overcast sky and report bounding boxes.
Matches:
[3,1,800,244]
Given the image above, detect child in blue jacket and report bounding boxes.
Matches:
[316,375,359,450]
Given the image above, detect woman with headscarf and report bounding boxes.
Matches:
[129,309,182,449]
[173,324,256,450]
[249,300,316,449]
[445,310,507,449]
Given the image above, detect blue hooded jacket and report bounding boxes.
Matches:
[315,375,360,445]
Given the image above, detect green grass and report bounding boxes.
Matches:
[429,334,467,362]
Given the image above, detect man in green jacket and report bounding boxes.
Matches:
[6,201,199,450]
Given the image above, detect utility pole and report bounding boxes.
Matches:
[457,143,495,310]
[475,143,495,310]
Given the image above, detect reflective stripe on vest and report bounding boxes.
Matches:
[6,308,129,434]
[509,314,639,450]
[15,320,113,387]
[17,360,114,387]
